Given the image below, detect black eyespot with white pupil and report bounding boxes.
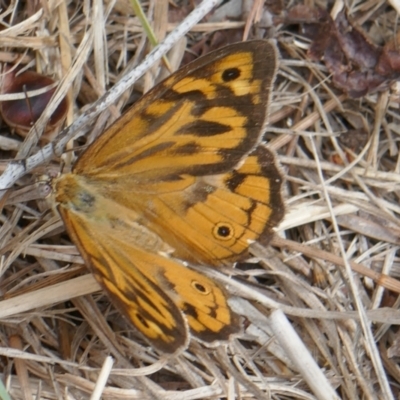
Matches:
[218,226,230,237]
[222,67,241,82]
[213,222,234,241]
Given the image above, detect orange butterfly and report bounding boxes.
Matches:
[51,40,284,354]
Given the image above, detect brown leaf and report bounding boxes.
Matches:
[286,6,400,98]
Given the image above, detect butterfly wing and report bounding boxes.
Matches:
[133,250,240,344]
[145,145,284,265]
[72,40,283,266]
[74,41,276,180]
[57,199,188,354]
[56,178,240,352]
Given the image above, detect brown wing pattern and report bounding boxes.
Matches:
[58,205,189,354]
[58,198,240,352]
[73,41,278,181]
[144,145,284,265]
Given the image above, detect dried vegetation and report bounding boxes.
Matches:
[1,0,400,399]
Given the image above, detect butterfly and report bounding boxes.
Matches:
[51,40,284,355]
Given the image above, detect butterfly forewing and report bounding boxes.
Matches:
[73,41,277,180]
[56,187,189,354]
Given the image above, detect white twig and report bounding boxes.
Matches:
[269,310,340,400]
[90,356,114,400]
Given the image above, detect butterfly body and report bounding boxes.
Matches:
[53,40,284,354]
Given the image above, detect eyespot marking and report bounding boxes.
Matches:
[213,222,234,241]
[192,281,210,295]
[222,67,241,82]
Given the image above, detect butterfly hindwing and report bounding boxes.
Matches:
[56,182,240,352]
[144,145,285,265]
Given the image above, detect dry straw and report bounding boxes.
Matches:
[0,0,400,399]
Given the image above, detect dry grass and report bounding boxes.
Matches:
[0,0,400,399]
